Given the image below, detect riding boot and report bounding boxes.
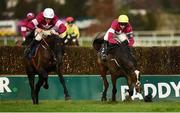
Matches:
[24,39,39,59]
[101,40,108,61]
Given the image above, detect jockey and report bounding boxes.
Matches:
[101,14,134,60]
[20,12,35,41]
[25,8,67,59]
[64,16,80,45]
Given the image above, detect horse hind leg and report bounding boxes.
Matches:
[39,68,49,89]
[125,74,137,101]
[58,74,71,100]
[101,75,109,101]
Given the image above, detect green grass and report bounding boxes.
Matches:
[0,100,180,112]
[0,40,16,46]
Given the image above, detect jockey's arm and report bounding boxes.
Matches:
[26,13,43,31]
[125,28,134,47]
[104,28,117,44]
[26,19,37,31]
[20,26,27,41]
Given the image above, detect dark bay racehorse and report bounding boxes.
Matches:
[24,32,70,104]
[93,33,142,101]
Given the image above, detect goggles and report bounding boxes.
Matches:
[45,18,52,20]
[119,23,128,26]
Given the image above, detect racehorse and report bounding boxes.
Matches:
[93,33,142,101]
[24,31,71,104]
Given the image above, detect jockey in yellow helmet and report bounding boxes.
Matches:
[101,14,135,60]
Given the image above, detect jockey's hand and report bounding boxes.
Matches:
[22,37,26,41]
[50,29,59,35]
[35,28,43,33]
[124,40,129,45]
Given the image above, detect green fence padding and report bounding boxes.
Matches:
[0,75,179,101]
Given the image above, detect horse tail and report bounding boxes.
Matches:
[92,32,105,52]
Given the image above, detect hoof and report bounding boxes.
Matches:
[101,97,107,101]
[124,96,132,101]
[65,96,71,101]
[112,99,116,102]
[144,94,153,102]
[33,101,39,105]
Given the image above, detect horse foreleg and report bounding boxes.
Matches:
[101,75,109,101]
[111,75,117,101]
[58,74,71,100]
[98,62,109,101]
[27,74,36,104]
[126,75,137,101]
[34,75,44,104]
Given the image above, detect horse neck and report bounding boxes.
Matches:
[108,44,127,56]
[43,35,64,57]
[42,35,55,48]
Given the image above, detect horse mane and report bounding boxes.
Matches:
[43,34,65,46]
[45,34,65,56]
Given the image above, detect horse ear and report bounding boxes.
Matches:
[93,38,104,52]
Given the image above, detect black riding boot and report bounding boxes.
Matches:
[101,40,108,61]
[24,39,39,59]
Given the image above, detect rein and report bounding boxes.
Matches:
[41,35,50,49]
[41,35,57,62]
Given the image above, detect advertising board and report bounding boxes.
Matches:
[0,75,179,101]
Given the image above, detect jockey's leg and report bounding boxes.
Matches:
[24,32,42,59]
[24,39,39,59]
[101,40,108,61]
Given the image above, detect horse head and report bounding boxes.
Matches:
[41,34,65,64]
[92,33,105,52]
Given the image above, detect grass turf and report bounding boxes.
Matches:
[0,100,180,112]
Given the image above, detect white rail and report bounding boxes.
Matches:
[1,31,180,47]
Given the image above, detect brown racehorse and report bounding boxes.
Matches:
[24,32,71,104]
[93,33,142,101]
